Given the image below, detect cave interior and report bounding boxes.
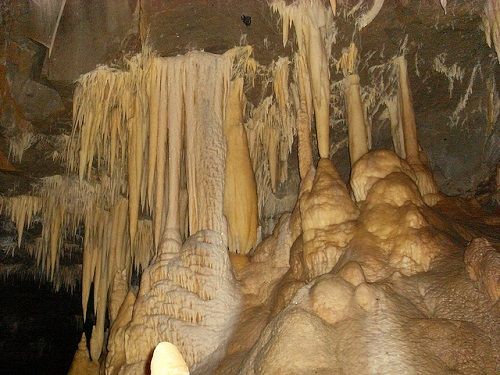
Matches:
[0,1,499,374]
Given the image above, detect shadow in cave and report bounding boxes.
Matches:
[0,277,86,375]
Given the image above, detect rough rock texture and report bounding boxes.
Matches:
[300,159,358,279]
[217,149,499,375]
[464,237,500,302]
[119,231,241,375]
[0,1,499,375]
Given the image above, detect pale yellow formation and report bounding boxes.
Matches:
[359,172,445,277]
[67,334,99,375]
[356,0,385,30]
[8,130,36,163]
[245,55,297,219]
[106,50,245,374]
[350,149,416,203]
[0,195,41,247]
[344,74,369,166]
[151,342,190,375]
[294,53,313,179]
[300,159,359,279]
[105,289,136,375]
[310,275,355,325]
[329,0,337,16]
[223,78,258,254]
[5,2,500,374]
[396,56,441,206]
[483,0,500,61]
[271,0,335,158]
[338,43,369,166]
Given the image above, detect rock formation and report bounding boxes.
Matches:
[0,1,498,374]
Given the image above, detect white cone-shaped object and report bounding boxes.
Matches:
[151,342,190,375]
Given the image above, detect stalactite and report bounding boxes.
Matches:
[223,78,259,255]
[8,130,36,163]
[164,58,184,236]
[271,0,336,159]
[396,56,441,206]
[395,56,420,165]
[0,195,41,247]
[384,96,406,159]
[356,0,385,30]
[483,0,500,61]
[329,0,337,16]
[294,53,313,180]
[338,43,369,166]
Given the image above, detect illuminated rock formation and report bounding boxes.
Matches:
[151,342,189,375]
[0,2,498,375]
[299,159,358,279]
[396,56,442,206]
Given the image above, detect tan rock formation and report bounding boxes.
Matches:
[151,342,189,375]
[299,159,359,279]
[67,334,99,375]
[464,237,500,302]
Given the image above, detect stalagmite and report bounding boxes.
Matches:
[109,269,128,324]
[151,342,190,375]
[350,149,416,203]
[67,334,99,375]
[299,159,359,279]
[105,289,137,375]
[339,43,369,166]
[223,78,258,254]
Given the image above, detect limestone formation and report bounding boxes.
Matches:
[464,238,500,302]
[0,1,498,375]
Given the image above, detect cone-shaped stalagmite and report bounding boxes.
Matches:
[151,342,190,375]
[223,78,258,254]
[67,334,99,375]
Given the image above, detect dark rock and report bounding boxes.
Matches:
[9,76,64,123]
[6,37,45,80]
